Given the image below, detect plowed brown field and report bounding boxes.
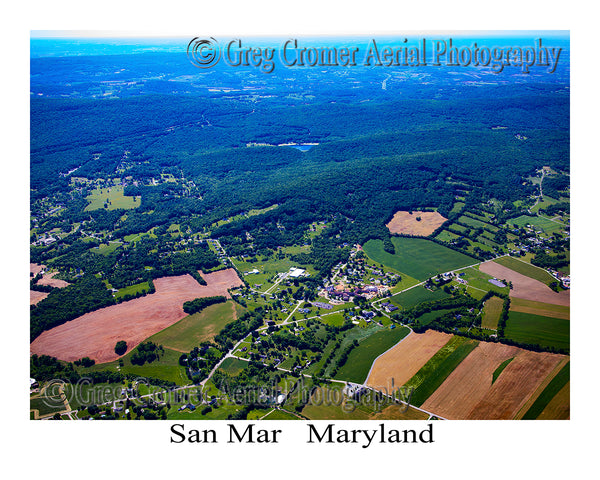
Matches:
[386,211,447,236]
[30,269,243,363]
[37,272,70,288]
[30,290,48,305]
[30,263,45,275]
[479,261,570,306]
[421,344,566,419]
[366,330,452,391]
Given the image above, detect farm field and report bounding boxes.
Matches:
[493,255,556,286]
[421,344,566,419]
[386,210,447,236]
[146,301,244,352]
[84,185,141,211]
[29,269,243,363]
[406,336,480,408]
[479,260,570,306]
[509,297,569,320]
[419,341,518,417]
[333,325,411,384]
[363,237,476,281]
[461,266,510,295]
[504,311,570,351]
[30,290,49,305]
[389,286,451,309]
[481,296,505,329]
[366,330,452,391]
[37,271,70,288]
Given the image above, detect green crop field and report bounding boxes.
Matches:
[493,256,556,286]
[390,285,451,309]
[522,361,570,419]
[404,336,479,407]
[84,185,141,211]
[481,296,505,329]
[450,202,465,214]
[334,326,411,383]
[146,301,245,352]
[458,215,498,232]
[505,311,570,351]
[363,237,476,281]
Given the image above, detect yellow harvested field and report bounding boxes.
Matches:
[386,211,447,236]
[509,297,570,320]
[366,330,452,391]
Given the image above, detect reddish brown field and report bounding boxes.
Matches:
[421,343,566,420]
[479,261,570,306]
[37,271,70,289]
[30,269,243,364]
[366,330,452,391]
[386,211,447,236]
[30,290,49,305]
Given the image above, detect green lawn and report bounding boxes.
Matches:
[85,347,190,386]
[334,326,411,383]
[508,215,564,234]
[493,256,556,286]
[363,237,476,281]
[435,230,460,242]
[262,409,300,420]
[114,281,151,300]
[218,357,248,376]
[505,311,570,351]
[146,301,245,352]
[462,266,510,295]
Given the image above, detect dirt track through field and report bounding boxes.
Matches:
[30,269,243,364]
[366,330,452,391]
[386,211,447,236]
[479,260,570,306]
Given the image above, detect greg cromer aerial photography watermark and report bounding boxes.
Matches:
[187,37,563,74]
[40,376,416,417]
